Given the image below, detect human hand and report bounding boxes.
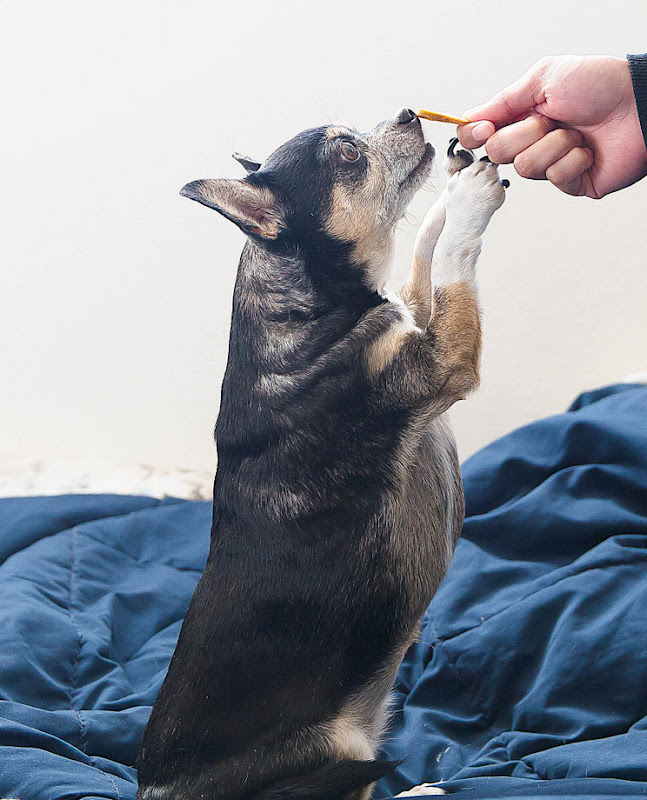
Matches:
[457,55,647,198]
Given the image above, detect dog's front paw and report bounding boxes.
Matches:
[445,137,475,176]
[444,138,507,237]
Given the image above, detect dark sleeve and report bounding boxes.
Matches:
[627,54,647,150]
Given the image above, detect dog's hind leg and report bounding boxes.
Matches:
[395,784,446,796]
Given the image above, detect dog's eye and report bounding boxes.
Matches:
[340,140,360,163]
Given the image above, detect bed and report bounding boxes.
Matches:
[1,383,646,799]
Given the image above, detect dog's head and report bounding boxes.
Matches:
[181,108,434,290]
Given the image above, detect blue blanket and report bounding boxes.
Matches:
[1,383,646,799]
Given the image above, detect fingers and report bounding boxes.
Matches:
[454,56,597,196]
[456,116,594,195]
[457,120,496,149]
[484,115,558,164]
[545,147,595,195]
[457,58,553,149]
[512,128,586,179]
[457,110,556,154]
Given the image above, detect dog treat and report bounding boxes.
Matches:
[417,109,469,125]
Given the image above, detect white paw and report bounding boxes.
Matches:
[444,139,506,237]
[394,784,446,797]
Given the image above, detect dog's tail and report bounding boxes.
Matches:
[253,758,400,800]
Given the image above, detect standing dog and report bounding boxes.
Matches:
[137,108,505,800]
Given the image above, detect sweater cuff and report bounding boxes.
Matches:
[627,54,647,150]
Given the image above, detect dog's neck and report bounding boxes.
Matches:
[214,239,386,455]
[233,238,385,360]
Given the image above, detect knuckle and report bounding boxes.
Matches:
[483,140,497,162]
[513,154,538,179]
[484,137,506,164]
[547,148,590,185]
[572,147,592,170]
[533,56,552,71]
[544,163,562,184]
[528,116,544,137]
[546,161,576,186]
[546,173,571,193]
[532,56,557,79]
[557,127,582,147]
[534,114,557,135]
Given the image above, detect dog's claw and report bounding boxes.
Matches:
[445,138,475,175]
[501,179,510,188]
[479,155,492,163]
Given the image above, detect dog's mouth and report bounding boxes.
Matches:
[399,142,435,190]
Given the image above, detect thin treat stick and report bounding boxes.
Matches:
[417,109,469,125]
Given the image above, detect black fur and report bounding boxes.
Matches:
[137,112,447,800]
[252,760,402,800]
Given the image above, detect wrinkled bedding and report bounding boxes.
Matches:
[1,383,646,799]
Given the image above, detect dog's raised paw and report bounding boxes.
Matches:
[445,138,474,176]
[394,784,446,797]
[443,148,507,236]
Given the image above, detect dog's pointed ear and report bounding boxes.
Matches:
[232,152,262,172]
[180,177,285,240]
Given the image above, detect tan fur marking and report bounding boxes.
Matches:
[365,320,417,377]
[400,188,447,326]
[400,251,432,327]
[325,173,393,290]
[325,125,353,139]
[201,180,284,240]
[325,714,375,762]
[431,281,481,396]
[395,785,446,796]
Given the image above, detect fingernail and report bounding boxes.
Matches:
[471,122,492,143]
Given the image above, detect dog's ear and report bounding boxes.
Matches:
[232,152,262,172]
[180,176,285,240]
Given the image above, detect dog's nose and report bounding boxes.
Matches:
[396,108,417,125]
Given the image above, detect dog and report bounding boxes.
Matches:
[136,108,506,800]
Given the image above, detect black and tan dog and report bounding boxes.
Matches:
[137,108,506,800]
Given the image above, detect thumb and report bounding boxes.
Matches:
[464,60,548,127]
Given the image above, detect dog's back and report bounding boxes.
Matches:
[137,243,460,800]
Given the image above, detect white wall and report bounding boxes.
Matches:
[2,0,647,474]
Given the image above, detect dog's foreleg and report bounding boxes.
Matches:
[422,141,505,404]
[400,146,475,328]
[400,189,447,327]
[369,140,505,416]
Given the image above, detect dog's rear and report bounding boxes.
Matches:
[139,758,398,800]
[137,111,505,800]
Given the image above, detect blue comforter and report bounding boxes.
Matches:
[1,383,646,799]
